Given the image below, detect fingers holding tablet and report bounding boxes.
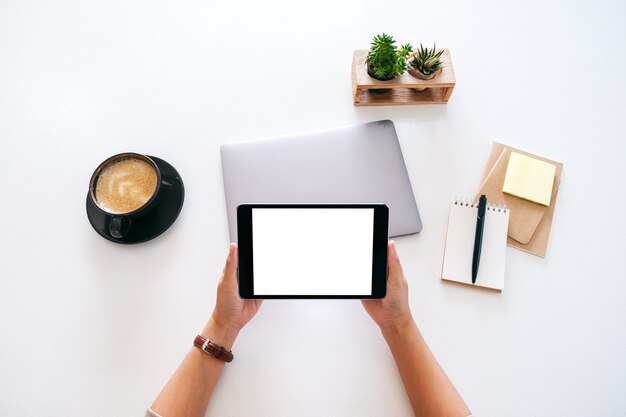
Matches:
[210,243,263,334]
[362,241,412,330]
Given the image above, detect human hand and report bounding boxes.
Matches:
[205,243,262,343]
[361,241,413,332]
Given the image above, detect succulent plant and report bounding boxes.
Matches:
[367,33,413,79]
[409,43,444,76]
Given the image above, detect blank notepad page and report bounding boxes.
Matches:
[441,201,510,291]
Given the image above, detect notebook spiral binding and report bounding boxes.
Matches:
[454,198,509,213]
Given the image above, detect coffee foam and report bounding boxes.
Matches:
[95,158,158,214]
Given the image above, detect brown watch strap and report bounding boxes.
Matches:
[193,335,234,363]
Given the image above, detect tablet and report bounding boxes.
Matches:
[237,204,389,299]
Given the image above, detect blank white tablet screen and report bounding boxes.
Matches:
[252,208,374,295]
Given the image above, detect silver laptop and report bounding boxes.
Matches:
[220,120,422,241]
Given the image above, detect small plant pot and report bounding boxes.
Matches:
[367,65,394,94]
[408,67,442,91]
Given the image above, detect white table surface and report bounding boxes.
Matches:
[1,1,625,416]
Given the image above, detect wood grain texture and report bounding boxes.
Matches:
[352,49,456,106]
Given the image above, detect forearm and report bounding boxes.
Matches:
[383,318,470,417]
[150,318,239,417]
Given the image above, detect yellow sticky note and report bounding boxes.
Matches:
[503,152,556,206]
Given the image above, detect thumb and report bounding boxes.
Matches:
[222,243,238,284]
[387,240,404,282]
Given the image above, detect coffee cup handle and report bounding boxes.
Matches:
[110,217,130,239]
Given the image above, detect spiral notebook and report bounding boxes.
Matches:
[441,199,510,292]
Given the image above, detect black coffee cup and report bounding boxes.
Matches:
[86,152,184,244]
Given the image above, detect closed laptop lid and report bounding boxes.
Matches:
[220,120,422,241]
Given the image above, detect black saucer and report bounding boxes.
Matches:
[86,156,185,244]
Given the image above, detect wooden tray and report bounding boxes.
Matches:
[352,49,456,106]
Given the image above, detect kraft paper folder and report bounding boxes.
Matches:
[477,142,563,257]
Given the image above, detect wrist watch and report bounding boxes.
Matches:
[193,335,234,363]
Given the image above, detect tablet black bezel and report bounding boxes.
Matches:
[237,204,389,299]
